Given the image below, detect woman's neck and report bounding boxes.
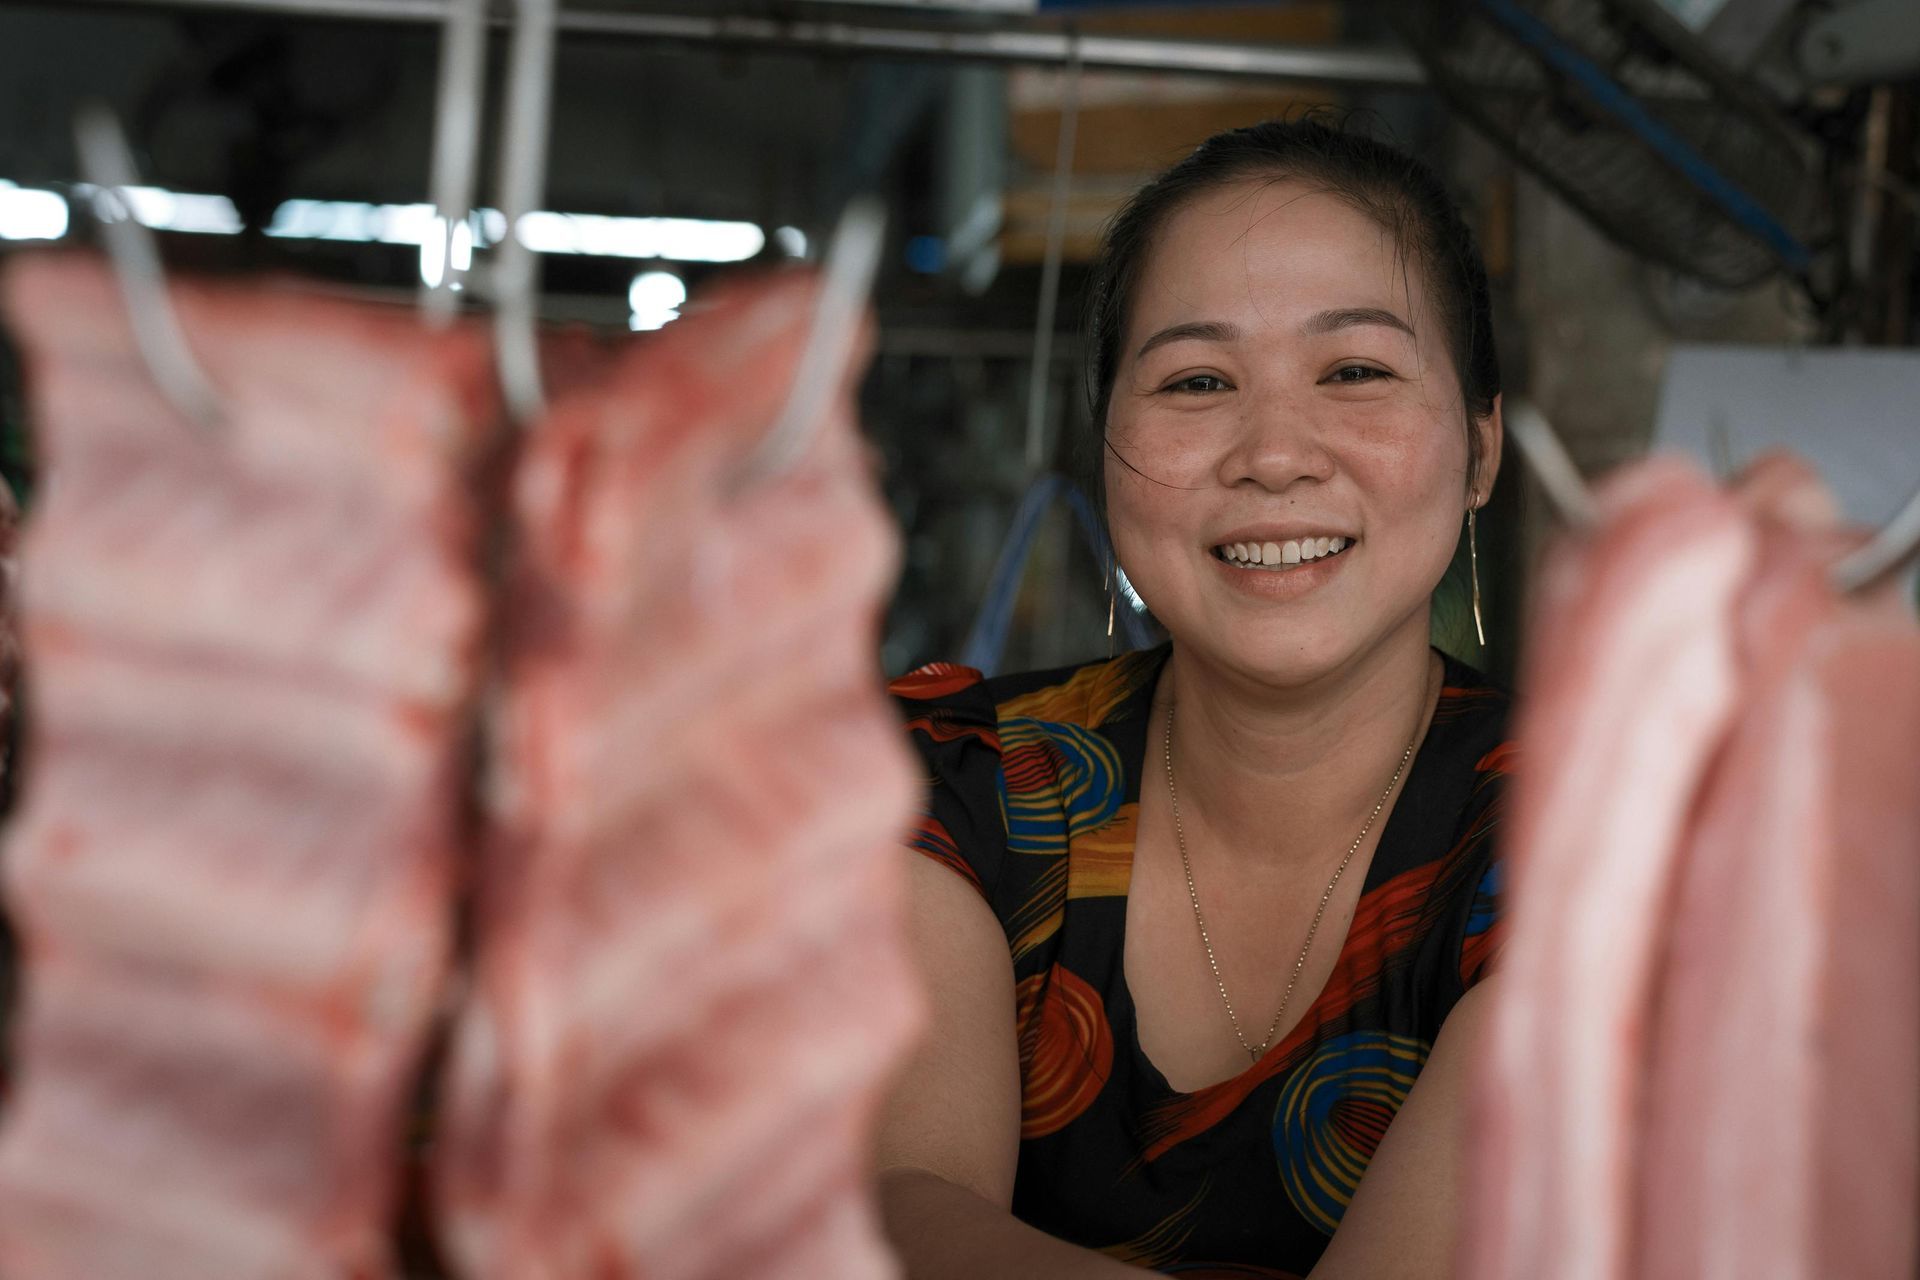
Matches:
[1150,623,1441,875]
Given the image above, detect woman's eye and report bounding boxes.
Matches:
[1328,365,1389,385]
[1164,374,1229,394]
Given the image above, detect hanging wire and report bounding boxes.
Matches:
[72,103,224,433]
[1024,29,1083,473]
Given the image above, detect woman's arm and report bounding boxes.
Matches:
[876,1169,1145,1280]
[874,856,1143,1279]
[1308,977,1499,1280]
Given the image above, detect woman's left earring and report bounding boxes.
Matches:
[1468,506,1487,648]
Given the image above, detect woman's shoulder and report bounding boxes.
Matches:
[1435,648,1511,707]
[1431,649,1515,771]
[889,650,1159,906]
[1372,650,1512,902]
[888,644,1168,734]
[1430,657,1515,999]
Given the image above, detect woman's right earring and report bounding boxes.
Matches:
[1468,506,1486,648]
[1106,564,1117,656]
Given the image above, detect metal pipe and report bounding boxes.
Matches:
[65,0,1427,86]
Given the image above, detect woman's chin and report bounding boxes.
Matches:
[1171,624,1358,692]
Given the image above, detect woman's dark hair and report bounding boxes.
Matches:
[1082,111,1501,501]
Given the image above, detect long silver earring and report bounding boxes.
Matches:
[1468,506,1486,648]
[1106,556,1118,656]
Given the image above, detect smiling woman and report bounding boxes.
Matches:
[1102,165,1493,682]
[876,115,1513,1280]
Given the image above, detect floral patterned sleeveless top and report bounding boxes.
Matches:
[890,644,1512,1277]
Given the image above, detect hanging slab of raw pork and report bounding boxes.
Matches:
[0,475,20,782]
[1635,456,1920,1280]
[434,272,925,1280]
[1460,458,1756,1280]
[0,254,497,1279]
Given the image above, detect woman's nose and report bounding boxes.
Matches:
[1220,395,1335,492]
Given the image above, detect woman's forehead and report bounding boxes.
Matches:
[1127,177,1432,343]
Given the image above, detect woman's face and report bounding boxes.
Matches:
[1104,176,1498,689]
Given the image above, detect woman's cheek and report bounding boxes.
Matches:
[1103,471,1182,609]
[1108,404,1226,485]
[1103,469,1156,568]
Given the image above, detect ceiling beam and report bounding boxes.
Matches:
[54,0,1427,86]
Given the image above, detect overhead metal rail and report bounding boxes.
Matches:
[51,0,1428,86]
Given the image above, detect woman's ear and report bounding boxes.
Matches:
[1473,393,1506,507]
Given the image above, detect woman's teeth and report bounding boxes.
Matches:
[1214,536,1350,569]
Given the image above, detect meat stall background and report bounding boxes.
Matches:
[0,263,1914,1278]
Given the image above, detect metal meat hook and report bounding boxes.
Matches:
[1832,481,1920,595]
[729,196,888,492]
[1505,398,1920,599]
[492,0,558,422]
[421,0,489,325]
[1504,399,1599,530]
[72,102,225,434]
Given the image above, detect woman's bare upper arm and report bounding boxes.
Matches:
[1309,977,1499,1280]
[874,855,1024,1208]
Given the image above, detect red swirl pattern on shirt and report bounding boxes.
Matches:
[1015,963,1114,1139]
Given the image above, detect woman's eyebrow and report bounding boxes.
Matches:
[1134,320,1239,361]
[1301,306,1415,338]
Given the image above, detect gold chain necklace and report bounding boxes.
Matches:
[1160,704,1421,1062]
